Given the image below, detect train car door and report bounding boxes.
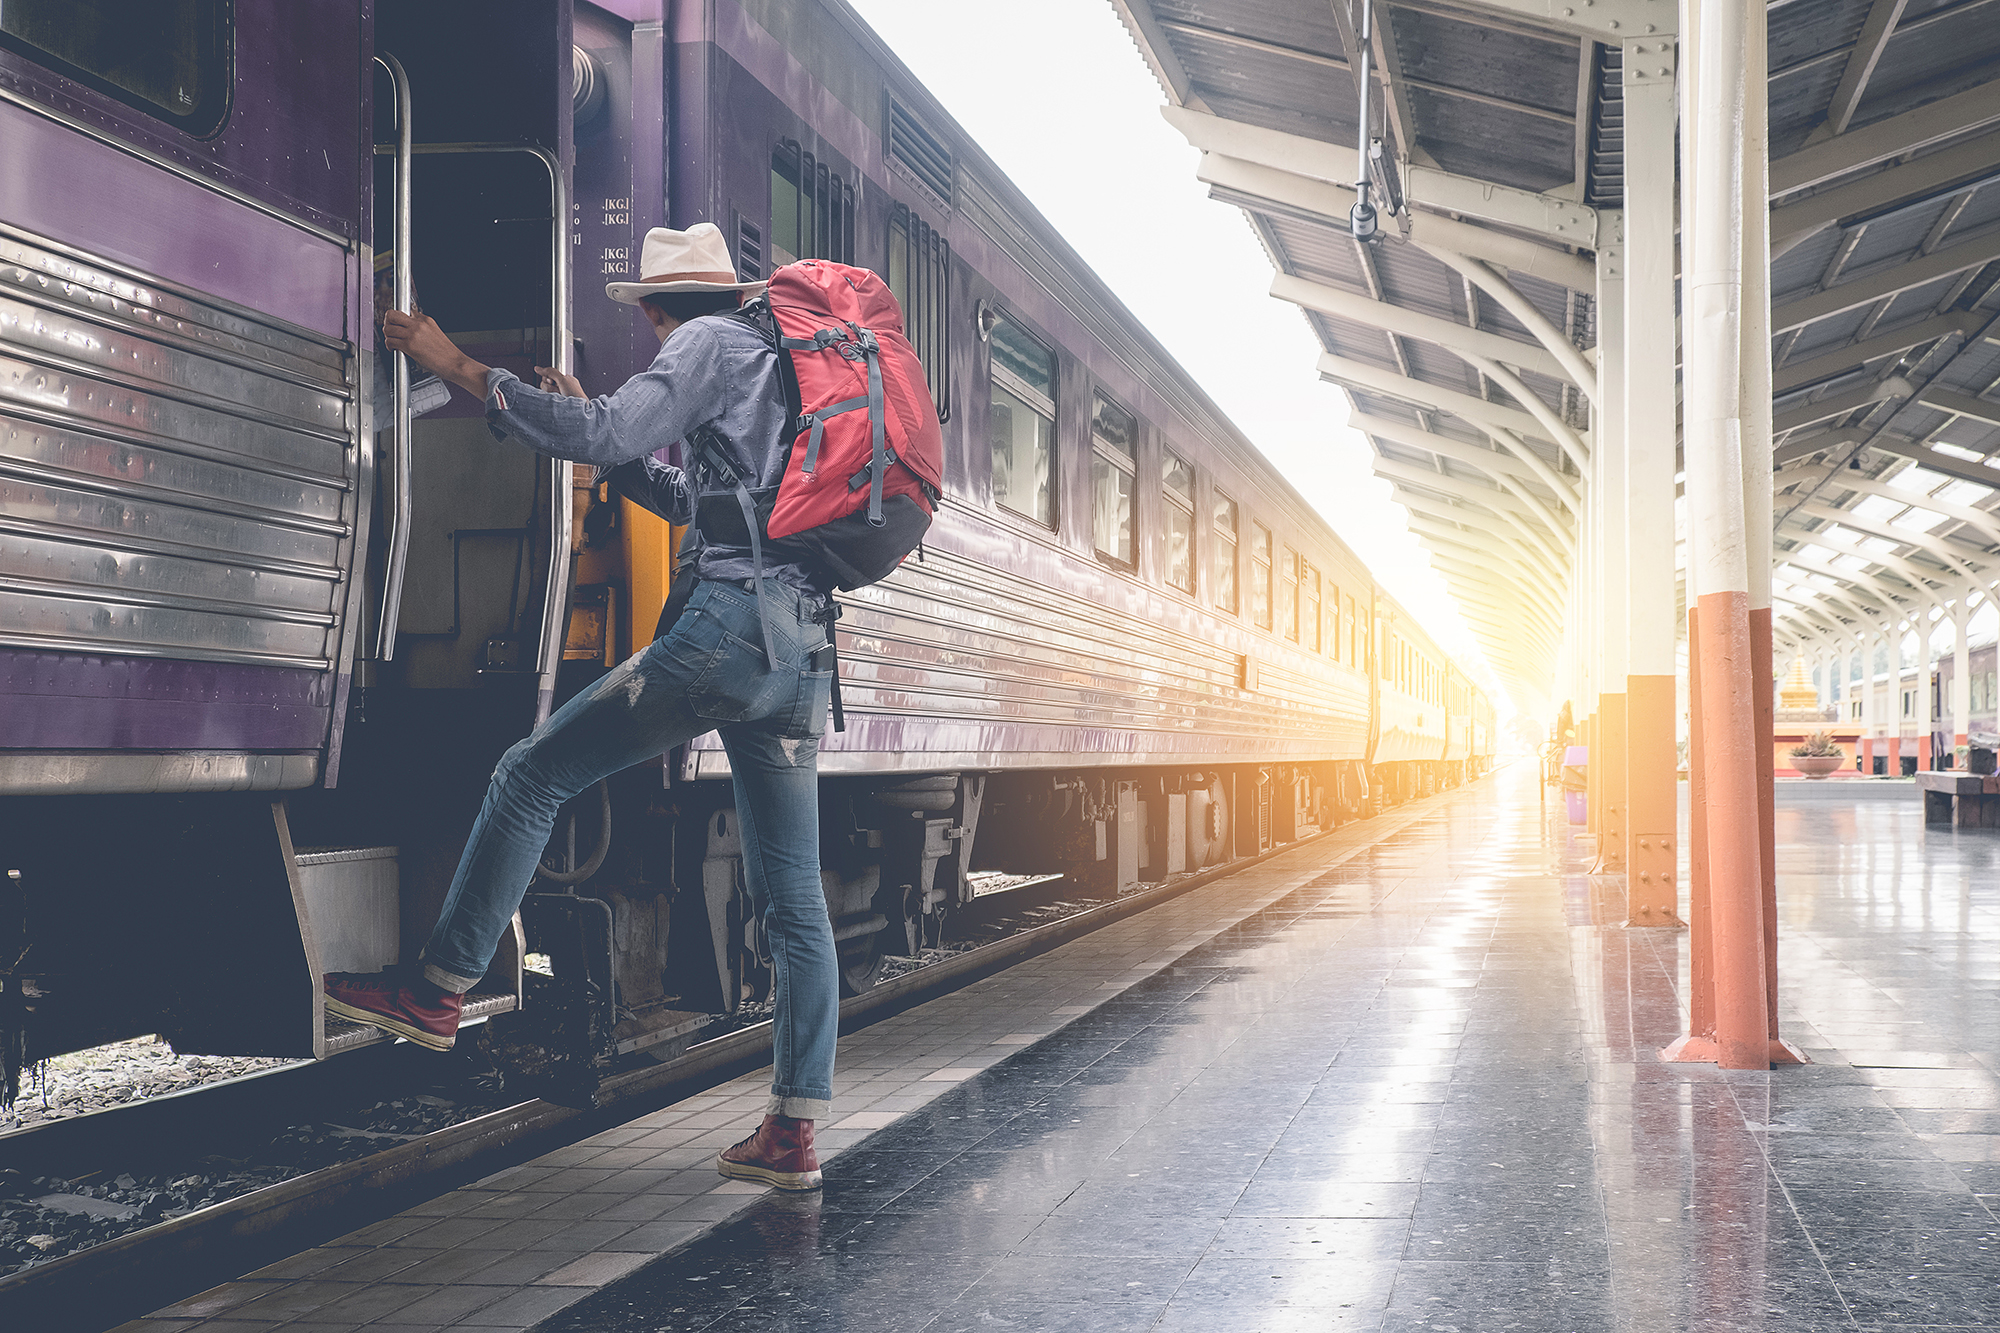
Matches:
[284,1,578,1039]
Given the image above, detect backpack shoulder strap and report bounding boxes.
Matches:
[722,299,803,426]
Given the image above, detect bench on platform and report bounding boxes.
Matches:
[1916,771,2000,827]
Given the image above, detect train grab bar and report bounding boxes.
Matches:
[372,53,415,662]
[366,140,575,722]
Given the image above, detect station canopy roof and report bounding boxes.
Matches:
[1111,0,2000,707]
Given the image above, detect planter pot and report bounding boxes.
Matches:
[1792,754,1843,779]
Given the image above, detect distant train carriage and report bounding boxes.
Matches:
[0,0,1494,1095]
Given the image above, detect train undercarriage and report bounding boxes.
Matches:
[0,750,1485,1106]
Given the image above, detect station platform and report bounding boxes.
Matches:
[121,763,1999,1333]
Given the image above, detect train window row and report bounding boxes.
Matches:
[759,133,1373,674]
[1,0,233,136]
[770,140,856,268]
[976,300,1375,668]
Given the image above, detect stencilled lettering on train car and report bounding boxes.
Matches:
[601,246,632,276]
[602,197,632,226]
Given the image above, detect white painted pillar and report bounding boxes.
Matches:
[1953,598,1971,762]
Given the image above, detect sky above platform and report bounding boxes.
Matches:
[846,0,1507,710]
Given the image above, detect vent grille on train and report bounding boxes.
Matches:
[736,218,764,281]
[888,98,953,208]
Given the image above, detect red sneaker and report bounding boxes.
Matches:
[717,1115,822,1191]
[323,971,463,1051]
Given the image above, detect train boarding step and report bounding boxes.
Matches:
[294,846,522,1058]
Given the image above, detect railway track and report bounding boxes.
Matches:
[0,807,1424,1333]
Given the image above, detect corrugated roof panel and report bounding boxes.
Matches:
[1840,204,1958,273]
[1389,6,1578,114]
[1403,341,1486,398]
[1773,229,1848,293]
[1262,212,1368,288]
[1153,0,1346,55]
[1317,310,1408,370]
[1847,10,2000,128]
[1193,87,1347,143]
[1413,88,1575,193]
[1373,243,1470,318]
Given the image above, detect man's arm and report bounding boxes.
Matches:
[382,309,491,398]
[380,308,729,468]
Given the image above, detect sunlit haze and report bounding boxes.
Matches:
[845,0,1507,713]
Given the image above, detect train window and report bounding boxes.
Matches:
[1,0,232,136]
[1163,451,1195,595]
[887,204,950,417]
[1212,493,1239,613]
[1329,583,1341,658]
[1346,596,1357,666]
[1250,523,1273,631]
[770,140,854,266]
[1091,394,1137,568]
[1304,563,1322,653]
[988,313,1056,528]
[1280,547,1299,642]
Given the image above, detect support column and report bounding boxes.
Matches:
[1664,0,1796,1070]
[1953,599,1971,764]
[1595,209,1629,874]
[1621,40,1682,924]
[1918,607,1936,772]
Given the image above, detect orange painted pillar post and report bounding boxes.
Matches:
[1685,608,1714,1038]
[1662,0,1794,1070]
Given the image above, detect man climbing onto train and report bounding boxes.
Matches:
[323,224,843,1191]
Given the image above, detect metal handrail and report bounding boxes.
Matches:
[371,53,415,661]
[366,140,574,721]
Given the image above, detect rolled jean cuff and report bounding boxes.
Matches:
[769,1094,831,1119]
[424,962,482,995]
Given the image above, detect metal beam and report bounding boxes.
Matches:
[1866,435,2000,492]
[1166,105,1600,248]
[1771,78,2000,195]
[1375,455,1564,531]
[1773,376,1914,434]
[1773,312,1976,393]
[1786,506,1982,591]
[1272,273,1574,381]
[1818,0,1911,139]
[1787,466,2000,547]
[1919,387,2000,430]
[1430,0,1677,42]
[1318,352,1571,455]
[1352,409,1581,510]
[1791,501,1991,584]
[1770,131,2000,254]
[1773,231,2000,332]
[1427,249,1602,402]
[1196,151,1599,291]
[1403,163,1599,248]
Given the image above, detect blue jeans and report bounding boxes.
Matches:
[421,578,839,1118]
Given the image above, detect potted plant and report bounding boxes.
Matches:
[1789,730,1845,779]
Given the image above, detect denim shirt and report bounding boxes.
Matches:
[481,313,828,594]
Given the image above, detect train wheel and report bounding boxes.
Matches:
[837,926,887,995]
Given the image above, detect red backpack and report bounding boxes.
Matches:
[687,261,943,708]
[700,261,944,589]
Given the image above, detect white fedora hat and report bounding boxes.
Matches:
[605,223,768,303]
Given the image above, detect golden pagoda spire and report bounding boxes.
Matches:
[1779,656,1817,712]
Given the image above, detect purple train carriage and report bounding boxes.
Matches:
[0,0,1495,1094]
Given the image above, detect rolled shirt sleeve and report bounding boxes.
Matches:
[480,320,738,468]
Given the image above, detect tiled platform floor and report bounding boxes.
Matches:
[124,765,2000,1331]
[536,766,2000,1333]
[117,786,1455,1333]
